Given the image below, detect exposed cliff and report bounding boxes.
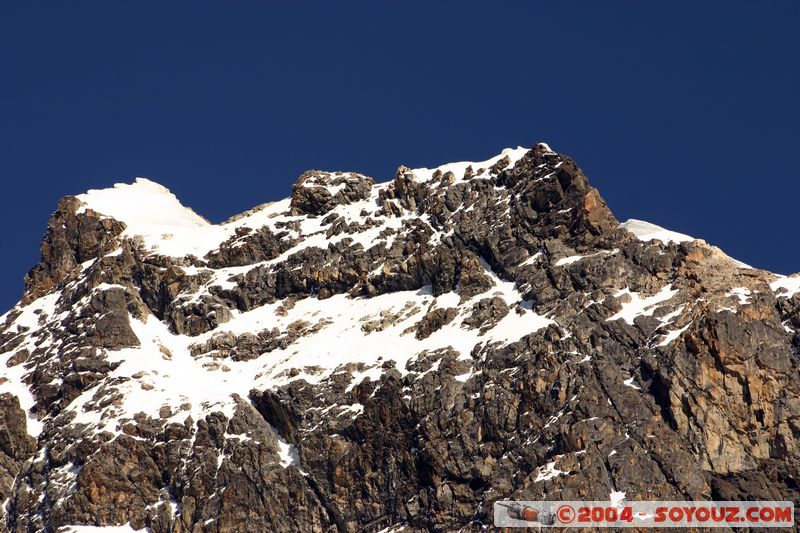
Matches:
[1,144,799,532]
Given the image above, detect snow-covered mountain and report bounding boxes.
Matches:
[1,143,799,532]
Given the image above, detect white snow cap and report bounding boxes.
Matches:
[620,219,751,268]
[76,178,228,257]
[619,219,693,244]
[77,177,209,230]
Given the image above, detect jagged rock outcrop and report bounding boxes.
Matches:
[23,197,126,304]
[0,394,36,503]
[290,171,374,216]
[1,144,799,532]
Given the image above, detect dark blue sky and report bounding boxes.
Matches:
[2,2,798,310]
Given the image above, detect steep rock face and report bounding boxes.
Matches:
[0,394,36,503]
[0,143,799,532]
[23,197,126,304]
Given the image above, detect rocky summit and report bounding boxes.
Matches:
[1,143,799,532]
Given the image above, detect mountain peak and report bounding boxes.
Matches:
[75,177,216,258]
[3,143,797,531]
[77,176,209,229]
[620,218,693,244]
[405,145,531,182]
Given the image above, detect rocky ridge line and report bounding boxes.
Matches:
[0,143,798,532]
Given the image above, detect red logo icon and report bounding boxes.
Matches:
[557,504,576,524]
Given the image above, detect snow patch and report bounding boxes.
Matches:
[623,377,642,390]
[657,323,691,347]
[607,285,678,325]
[555,249,618,267]
[610,490,626,507]
[534,459,569,482]
[274,433,301,470]
[519,251,541,267]
[725,287,752,305]
[57,525,150,532]
[63,270,553,443]
[555,255,584,266]
[0,292,62,437]
[771,276,800,299]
